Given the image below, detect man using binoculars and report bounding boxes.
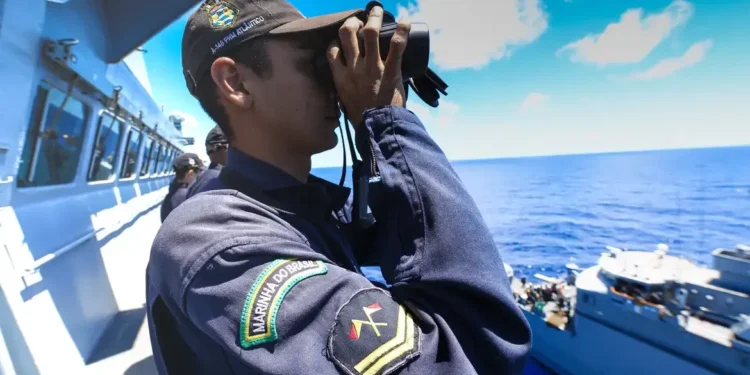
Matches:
[146,1,531,374]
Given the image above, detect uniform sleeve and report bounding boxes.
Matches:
[355,106,532,370]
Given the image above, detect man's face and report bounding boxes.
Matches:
[242,32,341,156]
[184,168,201,184]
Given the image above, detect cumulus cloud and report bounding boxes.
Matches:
[396,0,549,70]
[557,0,693,66]
[626,39,713,80]
[407,100,461,127]
[520,92,548,113]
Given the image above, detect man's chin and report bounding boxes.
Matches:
[311,131,339,156]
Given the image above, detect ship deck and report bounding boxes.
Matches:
[81,207,160,375]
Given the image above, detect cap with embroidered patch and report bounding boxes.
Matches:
[173,153,205,171]
[182,0,364,96]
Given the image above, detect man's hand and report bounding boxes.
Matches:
[327,6,411,127]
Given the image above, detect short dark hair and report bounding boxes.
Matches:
[175,166,200,180]
[194,39,273,142]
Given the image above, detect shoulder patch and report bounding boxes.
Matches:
[239,259,327,348]
[328,288,421,375]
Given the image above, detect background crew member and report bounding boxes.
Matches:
[186,124,228,198]
[159,152,203,222]
[147,1,531,374]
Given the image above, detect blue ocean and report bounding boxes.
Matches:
[312,145,750,374]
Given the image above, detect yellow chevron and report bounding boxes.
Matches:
[354,305,406,372]
[363,311,416,375]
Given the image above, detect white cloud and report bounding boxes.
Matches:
[396,0,549,70]
[407,100,461,127]
[520,92,548,113]
[626,39,713,80]
[169,110,210,162]
[557,0,693,66]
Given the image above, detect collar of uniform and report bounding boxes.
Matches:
[225,148,351,217]
[226,148,302,191]
[208,162,223,171]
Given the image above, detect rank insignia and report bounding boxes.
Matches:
[328,288,421,375]
[203,0,239,29]
[239,259,328,349]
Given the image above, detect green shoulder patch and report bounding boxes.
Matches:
[327,288,421,375]
[239,259,327,348]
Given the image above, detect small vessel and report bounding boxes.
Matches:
[509,243,750,375]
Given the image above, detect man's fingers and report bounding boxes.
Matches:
[327,40,346,77]
[362,6,383,65]
[382,20,410,85]
[338,17,363,67]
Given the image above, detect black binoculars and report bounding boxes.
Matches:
[314,1,448,108]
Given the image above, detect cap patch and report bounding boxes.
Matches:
[328,288,421,375]
[204,0,239,29]
[239,259,328,349]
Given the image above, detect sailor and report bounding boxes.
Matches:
[159,152,204,222]
[146,1,531,374]
[186,124,228,198]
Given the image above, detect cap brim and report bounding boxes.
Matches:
[269,9,364,35]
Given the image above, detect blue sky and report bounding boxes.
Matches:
[133,0,750,168]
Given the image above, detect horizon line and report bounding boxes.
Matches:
[311,143,750,170]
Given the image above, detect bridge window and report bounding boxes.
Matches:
[168,148,176,173]
[17,84,90,188]
[87,113,124,182]
[158,143,169,174]
[140,137,153,176]
[149,141,161,175]
[120,127,142,179]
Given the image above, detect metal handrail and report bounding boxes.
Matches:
[18,190,166,276]
[20,227,105,276]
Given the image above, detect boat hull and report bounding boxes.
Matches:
[524,310,722,375]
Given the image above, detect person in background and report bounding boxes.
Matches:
[147,1,531,374]
[159,152,204,222]
[186,124,228,198]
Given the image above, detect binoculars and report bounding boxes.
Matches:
[314,1,448,108]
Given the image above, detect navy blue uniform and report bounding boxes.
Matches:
[146,106,531,374]
[186,162,222,199]
[159,181,189,222]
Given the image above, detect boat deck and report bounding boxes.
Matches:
[81,207,160,375]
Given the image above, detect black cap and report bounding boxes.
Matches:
[205,125,229,153]
[173,153,205,171]
[182,0,364,96]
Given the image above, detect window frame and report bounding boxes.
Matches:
[16,81,92,190]
[139,135,155,178]
[86,110,126,184]
[119,124,143,181]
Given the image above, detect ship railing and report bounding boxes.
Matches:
[18,189,166,276]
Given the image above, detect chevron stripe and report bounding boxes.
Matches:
[352,305,417,375]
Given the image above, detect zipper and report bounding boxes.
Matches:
[368,141,380,179]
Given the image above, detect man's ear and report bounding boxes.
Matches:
[211,57,253,109]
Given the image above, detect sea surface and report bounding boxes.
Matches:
[312,145,750,374]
